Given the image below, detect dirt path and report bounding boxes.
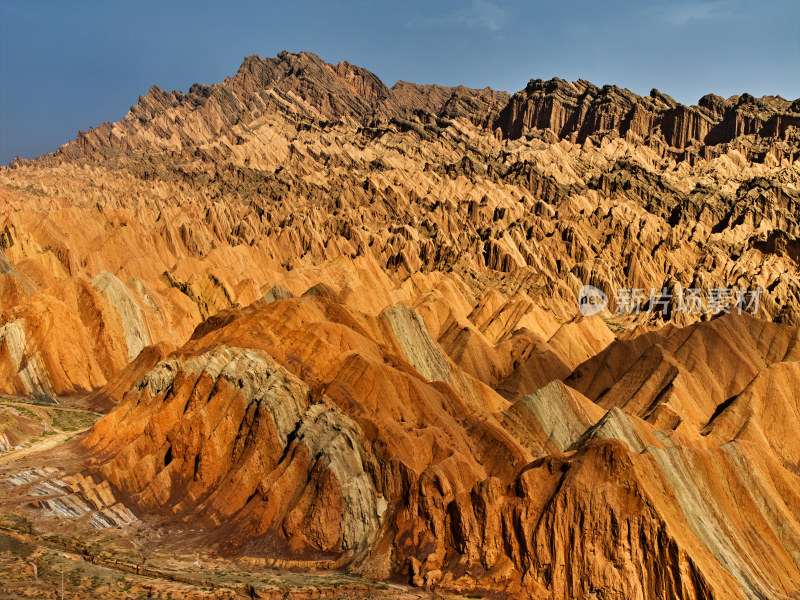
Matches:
[0,399,100,467]
[1,399,101,417]
[0,428,90,466]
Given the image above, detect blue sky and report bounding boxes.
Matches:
[1,0,798,165]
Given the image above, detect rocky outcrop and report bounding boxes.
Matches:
[496,78,800,158]
[85,344,383,557]
[4,116,799,394]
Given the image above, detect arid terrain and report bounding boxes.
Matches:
[1,51,799,599]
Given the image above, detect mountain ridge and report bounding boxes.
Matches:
[9,51,798,169]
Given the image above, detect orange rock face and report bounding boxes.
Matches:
[81,298,800,599]
[2,52,800,598]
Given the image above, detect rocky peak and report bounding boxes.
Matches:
[698,93,727,116]
[648,88,678,109]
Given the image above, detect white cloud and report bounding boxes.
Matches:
[651,1,730,26]
[424,0,508,32]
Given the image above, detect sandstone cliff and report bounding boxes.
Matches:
[496,77,800,160]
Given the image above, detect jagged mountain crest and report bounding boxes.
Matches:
[14,50,795,166]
